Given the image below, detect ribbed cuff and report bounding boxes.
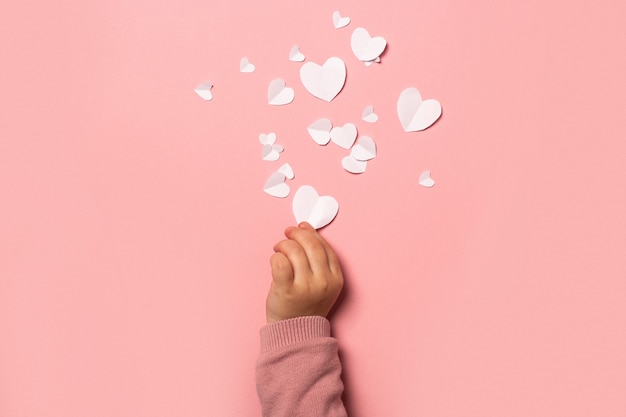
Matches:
[259,316,331,353]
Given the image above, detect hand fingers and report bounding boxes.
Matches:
[273,238,312,277]
[295,222,342,275]
[284,223,331,274]
[269,252,295,287]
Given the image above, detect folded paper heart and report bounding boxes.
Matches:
[361,105,378,123]
[277,163,295,179]
[262,144,283,161]
[351,136,376,161]
[351,27,387,62]
[419,170,435,187]
[332,11,350,29]
[259,132,277,145]
[300,57,346,102]
[289,45,305,62]
[194,82,213,101]
[342,155,367,174]
[307,118,333,145]
[292,185,339,229]
[263,163,295,198]
[268,79,295,105]
[397,87,442,132]
[330,123,357,149]
[240,57,255,73]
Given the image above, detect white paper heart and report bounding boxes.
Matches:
[194,82,213,101]
[351,136,376,161]
[361,105,378,123]
[351,27,387,62]
[397,87,442,132]
[342,155,367,174]
[268,79,295,105]
[300,57,346,102]
[289,45,305,62]
[332,11,350,29]
[263,172,290,198]
[278,163,295,180]
[292,185,339,229]
[240,57,255,73]
[262,144,283,161]
[259,132,277,145]
[307,118,333,145]
[330,123,357,149]
[419,170,435,187]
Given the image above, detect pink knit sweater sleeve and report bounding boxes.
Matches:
[255,316,348,417]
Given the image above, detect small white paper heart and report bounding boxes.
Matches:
[300,57,346,102]
[278,163,295,180]
[263,172,290,198]
[262,144,283,161]
[307,118,333,145]
[362,105,378,123]
[194,82,213,101]
[397,87,442,132]
[419,170,435,187]
[332,11,350,29]
[342,155,367,174]
[240,57,255,73]
[268,79,295,105]
[330,123,357,149]
[292,185,339,229]
[351,136,376,161]
[259,132,277,145]
[351,27,387,62]
[289,45,305,62]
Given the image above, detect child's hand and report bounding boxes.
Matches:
[266,222,344,324]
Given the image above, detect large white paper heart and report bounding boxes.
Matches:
[397,87,442,132]
[342,155,367,174]
[289,45,305,62]
[351,136,376,161]
[268,79,295,105]
[332,11,350,29]
[300,57,346,102]
[351,27,387,62]
[240,57,255,73]
[264,171,290,198]
[194,82,213,101]
[419,170,435,187]
[330,123,357,149]
[307,118,333,145]
[292,185,339,229]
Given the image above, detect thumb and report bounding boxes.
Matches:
[270,252,294,287]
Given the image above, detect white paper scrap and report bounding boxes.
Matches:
[268,79,295,105]
[397,87,442,132]
[240,57,255,73]
[351,27,387,62]
[351,136,376,161]
[289,45,306,62]
[332,11,350,29]
[342,155,367,174]
[292,185,339,229]
[361,105,378,123]
[264,172,290,198]
[330,123,357,149]
[307,118,333,145]
[419,170,435,187]
[300,57,346,102]
[194,82,213,101]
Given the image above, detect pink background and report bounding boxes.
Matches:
[1,1,625,416]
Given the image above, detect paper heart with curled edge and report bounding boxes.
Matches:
[194,82,213,101]
[342,155,367,174]
[351,136,376,161]
[292,185,339,229]
[300,57,346,102]
[263,163,295,198]
[240,57,255,73]
[397,87,442,132]
[289,45,305,62]
[419,170,435,187]
[268,79,295,105]
[361,106,378,123]
[330,123,357,149]
[351,27,387,62]
[307,118,333,145]
[332,11,350,29]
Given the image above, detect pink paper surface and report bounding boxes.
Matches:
[1,1,626,416]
